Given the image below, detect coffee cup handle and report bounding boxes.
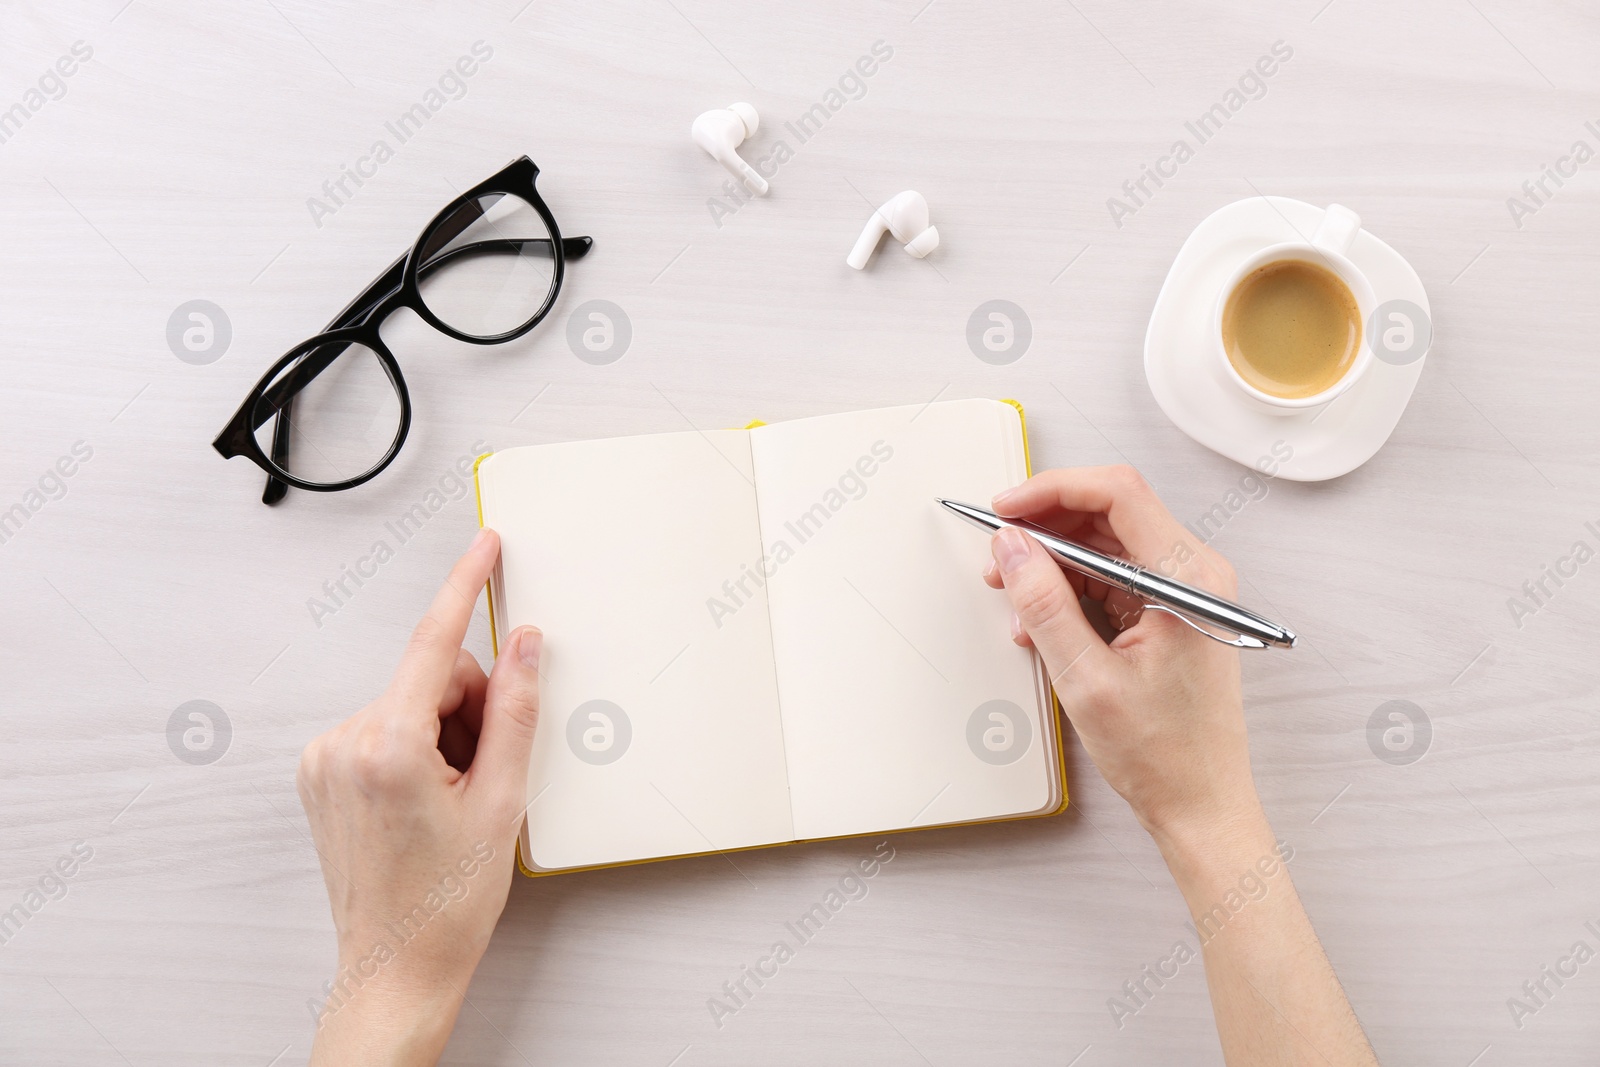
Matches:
[1311,204,1361,256]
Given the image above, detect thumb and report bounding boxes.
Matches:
[992,527,1118,693]
[470,625,543,805]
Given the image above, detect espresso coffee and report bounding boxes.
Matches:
[1222,259,1361,399]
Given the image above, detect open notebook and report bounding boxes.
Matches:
[474,398,1065,874]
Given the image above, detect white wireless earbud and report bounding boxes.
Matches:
[846,191,939,269]
[691,102,768,196]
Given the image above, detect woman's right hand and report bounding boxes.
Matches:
[985,467,1383,1066]
[982,466,1264,845]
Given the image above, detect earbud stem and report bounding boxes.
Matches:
[728,156,769,196]
[847,222,887,270]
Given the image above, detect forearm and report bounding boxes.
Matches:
[1153,804,1379,1066]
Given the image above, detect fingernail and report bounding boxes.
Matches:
[992,486,1021,511]
[471,527,491,550]
[982,559,997,582]
[993,527,1032,576]
[516,627,542,669]
[1010,611,1023,641]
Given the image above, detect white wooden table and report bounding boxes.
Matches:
[3,1,1597,1063]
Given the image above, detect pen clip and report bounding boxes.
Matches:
[1141,604,1269,650]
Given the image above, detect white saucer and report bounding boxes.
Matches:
[1143,197,1430,481]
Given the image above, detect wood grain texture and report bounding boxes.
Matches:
[1,0,1596,1063]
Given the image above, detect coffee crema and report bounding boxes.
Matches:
[1222,259,1361,399]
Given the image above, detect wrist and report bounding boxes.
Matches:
[1147,795,1278,904]
[310,977,464,1067]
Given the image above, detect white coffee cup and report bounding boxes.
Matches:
[1212,204,1376,415]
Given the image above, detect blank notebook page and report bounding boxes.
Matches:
[478,430,795,871]
[750,399,1053,841]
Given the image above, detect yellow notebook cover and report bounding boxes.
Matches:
[471,399,1068,877]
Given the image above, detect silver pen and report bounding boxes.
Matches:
[938,499,1297,650]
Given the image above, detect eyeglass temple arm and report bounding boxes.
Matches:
[413,236,592,277]
[258,234,592,504]
[259,238,592,437]
[260,238,592,430]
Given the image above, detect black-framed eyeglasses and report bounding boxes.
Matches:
[213,155,592,505]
